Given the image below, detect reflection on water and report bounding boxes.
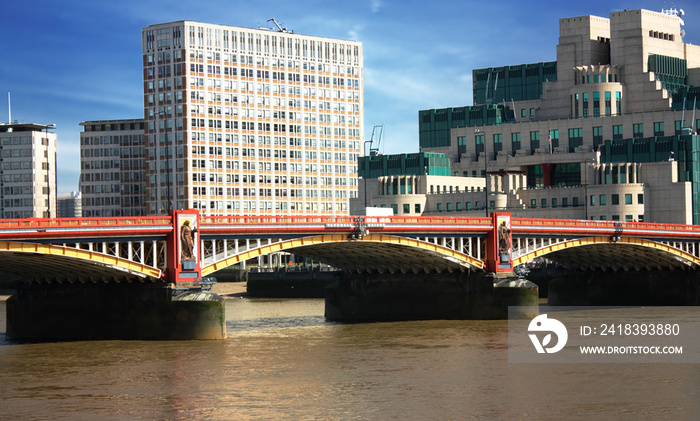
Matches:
[1,297,699,420]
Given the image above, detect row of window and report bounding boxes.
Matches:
[471,120,700,156]
[573,91,621,118]
[147,26,361,64]
[378,193,645,215]
[528,193,644,208]
[187,200,349,212]
[591,215,644,222]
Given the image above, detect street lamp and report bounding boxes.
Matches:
[475,129,488,216]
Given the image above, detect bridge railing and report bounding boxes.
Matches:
[513,218,700,238]
[0,216,174,239]
[199,215,493,224]
[198,215,493,235]
[0,216,172,228]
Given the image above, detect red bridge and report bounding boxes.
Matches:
[1,210,699,284]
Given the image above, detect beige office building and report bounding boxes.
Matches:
[355,9,700,225]
[142,21,363,215]
[0,123,57,219]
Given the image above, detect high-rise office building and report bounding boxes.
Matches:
[79,119,147,217]
[142,21,363,216]
[0,123,57,219]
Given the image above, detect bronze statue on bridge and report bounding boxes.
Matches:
[180,219,197,261]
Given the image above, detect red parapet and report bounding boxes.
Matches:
[0,215,174,240]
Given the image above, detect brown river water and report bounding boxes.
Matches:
[1,296,699,420]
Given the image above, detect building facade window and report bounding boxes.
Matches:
[612,194,619,205]
[654,122,664,137]
[530,131,539,153]
[493,134,502,157]
[633,123,643,139]
[512,132,521,154]
[568,128,583,152]
[593,126,603,150]
[593,91,600,117]
[457,136,466,155]
[475,134,484,155]
[549,129,559,150]
[613,125,623,140]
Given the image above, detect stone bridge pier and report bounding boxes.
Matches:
[325,271,537,321]
[5,210,226,341]
[323,213,539,321]
[548,270,700,306]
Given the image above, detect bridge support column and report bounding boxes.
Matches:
[6,282,226,341]
[549,270,700,306]
[325,271,537,321]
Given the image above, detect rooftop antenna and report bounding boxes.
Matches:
[267,18,292,33]
[364,123,384,156]
[7,92,10,124]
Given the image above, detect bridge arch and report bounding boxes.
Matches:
[512,236,700,271]
[201,233,485,275]
[0,241,163,282]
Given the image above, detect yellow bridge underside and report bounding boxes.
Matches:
[202,234,485,275]
[513,236,700,270]
[0,241,162,282]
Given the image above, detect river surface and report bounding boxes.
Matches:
[1,297,699,420]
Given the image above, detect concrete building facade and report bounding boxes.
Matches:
[353,9,700,225]
[57,191,82,218]
[142,21,363,216]
[79,119,146,217]
[0,123,57,219]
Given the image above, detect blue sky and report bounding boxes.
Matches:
[2,0,699,193]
